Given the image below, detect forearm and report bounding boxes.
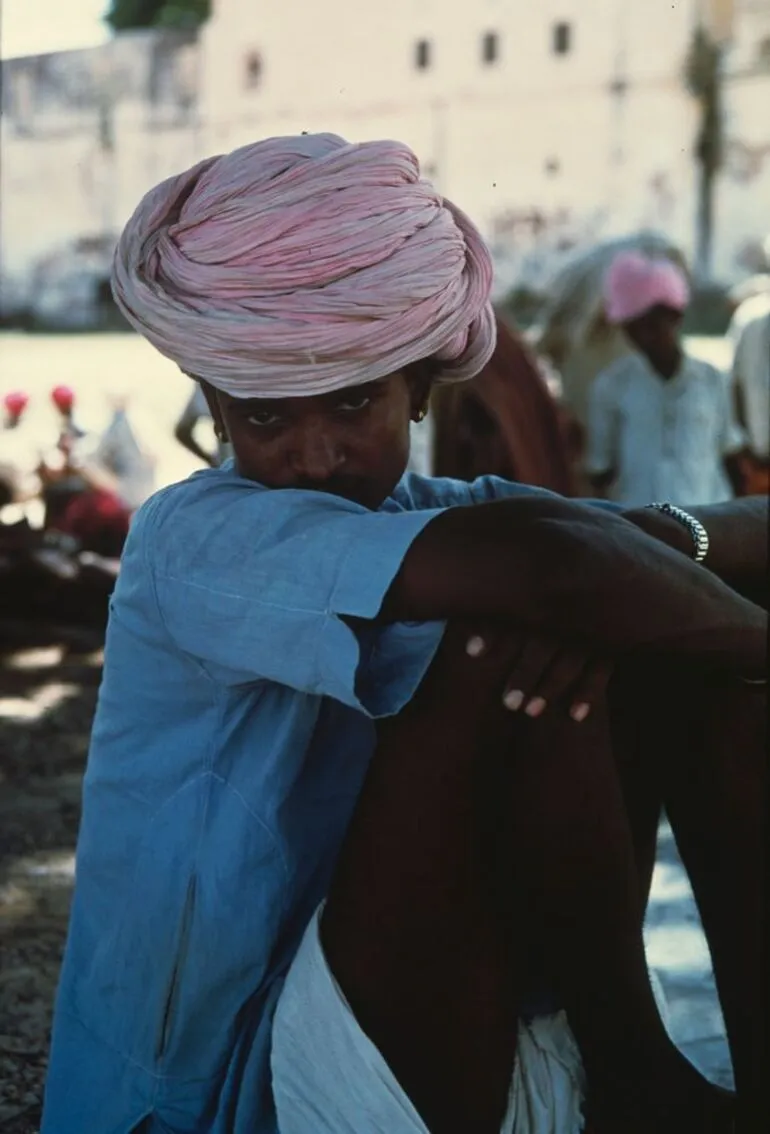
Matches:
[175,425,216,467]
[383,495,766,675]
[623,496,769,587]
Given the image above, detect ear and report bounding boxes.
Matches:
[404,360,434,422]
[198,379,230,441]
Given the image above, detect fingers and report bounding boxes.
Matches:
[565,657,614,721]
[520,647,613,722]
[500,634,561,715]
[464,629,613,723]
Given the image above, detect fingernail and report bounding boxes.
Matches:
[503,689,524,711]
[525,696,547,718]
[466,636,485,657]
[571,703,590,723]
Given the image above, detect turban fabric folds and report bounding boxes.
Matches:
[112,134,497,398]
[603,251,690,326]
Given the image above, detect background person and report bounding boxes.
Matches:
[727,290,770,495]
[586,251,748,506]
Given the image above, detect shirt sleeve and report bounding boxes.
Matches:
[585,370,619,476]
[141,477,447,717]
[714,366,747,456]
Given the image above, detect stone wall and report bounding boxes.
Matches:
[0,30,202,324]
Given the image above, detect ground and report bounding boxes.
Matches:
[0,332,735,1130]
[0,638,101,1133]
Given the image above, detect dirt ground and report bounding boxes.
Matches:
[0,630,103,1133]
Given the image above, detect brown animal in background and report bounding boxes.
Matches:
[432,315,579,495]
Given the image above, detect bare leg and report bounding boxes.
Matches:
[607,661,766,1127]
[322,629,733,1133]
[661,673,766,1127]
[490,703,735,1132]
[607,662,667,902]
[322,647,520,1133]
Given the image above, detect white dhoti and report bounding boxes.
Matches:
[271,908,586,1133]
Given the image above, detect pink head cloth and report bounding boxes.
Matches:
[603,251,690,325]
[4,391,29,416]
[51,385,75,412]
[111,134,497,398]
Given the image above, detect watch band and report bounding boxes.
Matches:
[645,501,709,564]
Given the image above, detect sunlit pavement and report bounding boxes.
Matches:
[645,819,733,1089]
[1,331,736,1089]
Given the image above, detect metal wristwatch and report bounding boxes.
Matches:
[645,502,709,564]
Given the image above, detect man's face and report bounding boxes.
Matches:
[201,369,430,510]
[622,305,683,360]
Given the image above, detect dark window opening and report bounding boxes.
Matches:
[245,51,263,89]
[415,39,431,70]
[482,32,499,65]
[553,22,572,56]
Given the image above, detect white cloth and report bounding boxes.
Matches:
[586,350,745,507]
[92,409,155,510]
[728,294,770,459]
[271,907,586,1134]
[407,413,434,477]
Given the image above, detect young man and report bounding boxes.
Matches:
[42,135,766,1134]
[586,251,748,506]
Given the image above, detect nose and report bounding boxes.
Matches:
[289,425,345,482]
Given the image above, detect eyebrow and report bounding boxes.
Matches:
[230,379,388,412]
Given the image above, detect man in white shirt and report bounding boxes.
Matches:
[586,251,746,507]
[728,291,770,493]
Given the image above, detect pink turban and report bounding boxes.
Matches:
[111,133,497,398]
[4,391,29,416]
[603,251,690,325]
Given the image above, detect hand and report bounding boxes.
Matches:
[465,628,613,723]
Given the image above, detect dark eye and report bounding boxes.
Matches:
[247,409,282,428]
[337,394,371,413]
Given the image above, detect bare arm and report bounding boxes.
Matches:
[174,418,218,468]
[381,495,766,676]
[623,496,769,595]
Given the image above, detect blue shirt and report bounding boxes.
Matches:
[42,467,616,1133]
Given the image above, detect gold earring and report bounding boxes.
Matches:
[215,426,226,441]
[416,409,427,423]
